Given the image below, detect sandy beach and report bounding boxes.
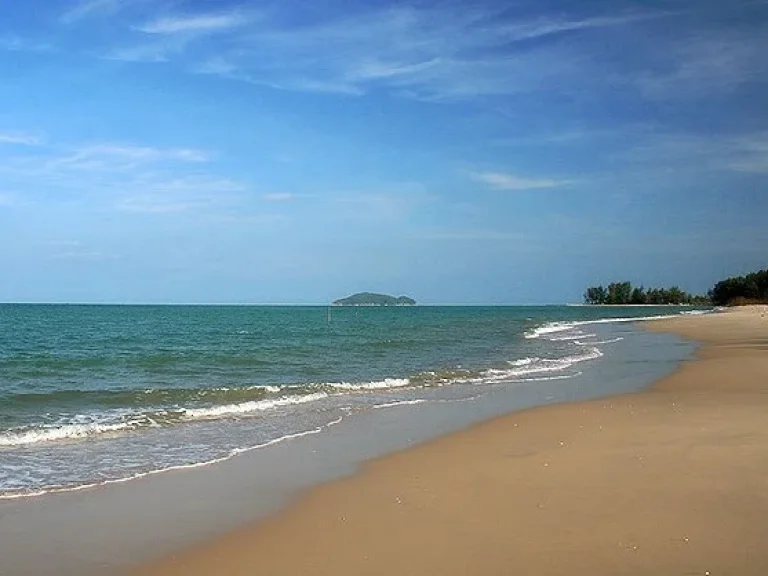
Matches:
[135,306,768,576]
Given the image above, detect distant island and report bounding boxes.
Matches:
[332,292,417,307]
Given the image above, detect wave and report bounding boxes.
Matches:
[0,343,613,449]
[524,310,711,340]
[2,379,411,410]
[575,337,624,345]
[373,399,428,409]
[548,333,596,341]
[181,393,328,419]
[0,393,331,447]
[507,357,538,367]
[487,348,603,381]
[0,421,134,447]
[0,415,345,500]
[319,378,410,391]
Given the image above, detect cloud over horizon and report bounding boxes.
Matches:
[0,0,766,303]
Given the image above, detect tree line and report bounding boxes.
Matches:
[583,282,709,305]
[584,268,768,306]
[709,268,768,306]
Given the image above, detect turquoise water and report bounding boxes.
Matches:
[0,304,703,497]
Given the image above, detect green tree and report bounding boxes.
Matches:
[606,281,632,304]
[584,285,608,304]
[710,268,768,305]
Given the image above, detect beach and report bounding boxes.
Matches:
[136,306,768,576]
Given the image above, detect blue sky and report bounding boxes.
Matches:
[0,0,766,304]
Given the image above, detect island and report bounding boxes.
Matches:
[332,292,417,307]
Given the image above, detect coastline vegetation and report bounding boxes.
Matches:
[709,269,768,306]
[583,282,709,305]
[585,268,768,306]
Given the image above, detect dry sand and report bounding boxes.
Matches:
[135,306,768,576]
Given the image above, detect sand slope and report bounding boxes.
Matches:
[136,306,768,576]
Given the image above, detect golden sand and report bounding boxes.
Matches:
[135,306,768,576]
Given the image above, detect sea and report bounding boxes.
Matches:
[0,304,707,500]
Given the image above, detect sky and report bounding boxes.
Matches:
[0,0,766,304]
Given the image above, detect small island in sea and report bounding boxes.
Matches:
[332,292,417,306]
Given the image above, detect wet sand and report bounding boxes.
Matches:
[135,306,768,576]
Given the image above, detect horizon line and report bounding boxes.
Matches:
[0,301,581,307]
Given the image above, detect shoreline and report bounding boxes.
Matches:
[135,306,768,576]
[1,312,693,575]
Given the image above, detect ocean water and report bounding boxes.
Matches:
[0,304,705,498]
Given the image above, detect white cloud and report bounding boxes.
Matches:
[498,13,672,43]
[137,12,248,34]
[0,131,43,146]
[117,196,204,213]
[331,185,432,223]
[47,240,83,248]
[51,249,120,261]
[68,2,711,103]
[0,136,252,219]
[185,5,675,99]
[724,134,768,174]
[471,171,570,191]
[263,192,295,202]
[61,0,123,24]
[0,36,53,53]
[48,144,210,172]
[493,129,611,147]
[103,43,172,63]
[117,177,245,213]
[113,12,250,64]
[627,30,767,100]
[136,175,245,194]
[414,229,532,241]
[350,58,442,81]
[114,175,247,214]
[622,132,768,174]
[195,57,239,76]
[56,2,761,105]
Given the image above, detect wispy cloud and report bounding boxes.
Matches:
[47,144,210,172]
[183,5,676,99]
[0,36,53,53]
[61,0,123,24]
[108,11,251,64]
[117,196,206,213]
[492,129,611,147]
[622,132,768,174]
[103,42,173,62]
[724,134,768,174]
[195,56,238,76]
[0,193,15,207]
[50,249,120,261]
[0,131,43,146]
[50,1,764,106]
[471,171,570,191]
[0,136,251,219]
[137,12,248,35]
[414,229,532,242]
[626,30,767,100]
[263,192,295,202]
[116,176,246,213]
[499,12,673,43]
[332,184,431,223]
